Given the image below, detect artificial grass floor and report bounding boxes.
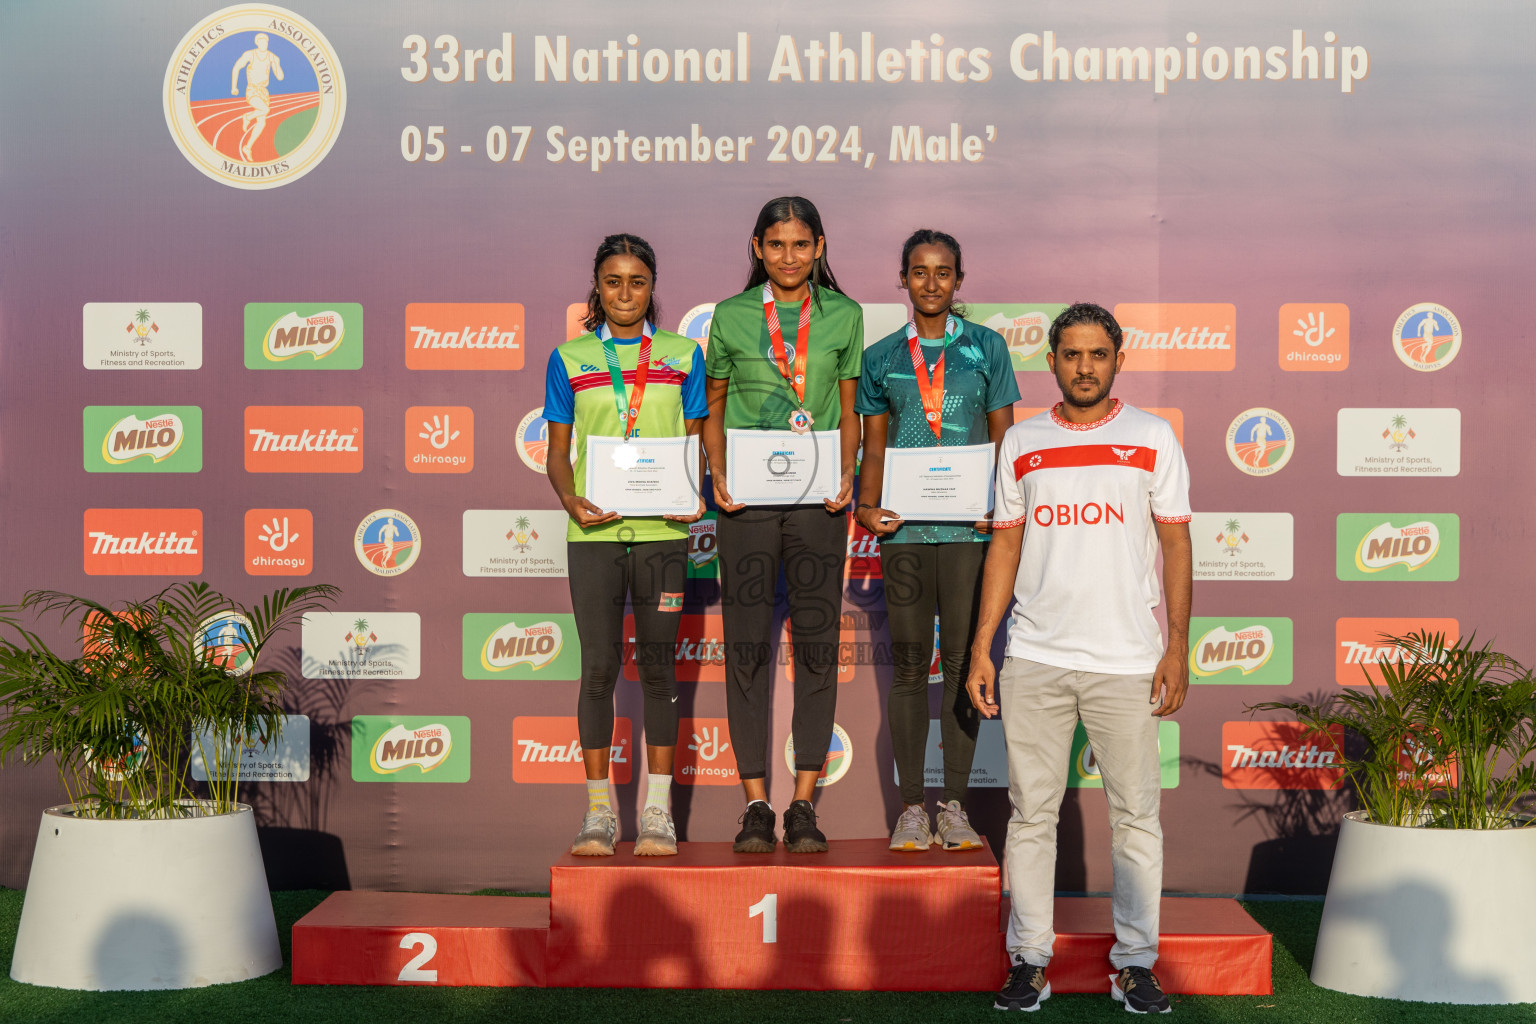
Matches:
[0,889,1532,1023]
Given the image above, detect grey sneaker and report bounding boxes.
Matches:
[634,805,678,856]
[889,803,934,851]
[570,806,617,856]
[936,799,984,851]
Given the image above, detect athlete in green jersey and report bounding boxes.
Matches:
[855,229,1019,853]
[544,233,706,859]
[702,196,862,855]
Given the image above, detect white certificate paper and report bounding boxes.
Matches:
[585,435,701,517]
[881,443,995,521]
[726,429,841,505]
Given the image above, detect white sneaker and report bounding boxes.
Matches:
[570,806,618,856]
[936,799,984,851]
[634,805,678,856]
[889,803,934,851]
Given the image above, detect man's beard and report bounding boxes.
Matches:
[1059,374,1113,408]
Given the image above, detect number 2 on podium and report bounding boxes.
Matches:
[748,892,778,943]
[398,931,439,982]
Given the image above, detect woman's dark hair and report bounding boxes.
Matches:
[1048,302,1123,353]
[899,228,968,319]
[744,196,844,303]
[583,233,660,331]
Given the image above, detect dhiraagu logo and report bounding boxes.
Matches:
[1189,617,1293,685]
[963,304,1067,370]
[1337,514,1459,581]
[84,407,203,473]
[1069,721,1180,788]
[245,302,362,368]
[463,613,580,679]
[351,716,470,782]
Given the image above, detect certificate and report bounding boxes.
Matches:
[726,429,841,505]
[585,435,701,517]
[880,443,995,521]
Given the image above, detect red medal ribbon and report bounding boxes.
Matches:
[762,283,811,408]
[905,315,959,443]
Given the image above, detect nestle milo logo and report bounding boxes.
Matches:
[84,407,203,473]
[462,613,580,679]
[1188,618,1292,685]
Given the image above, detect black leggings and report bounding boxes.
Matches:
[880,541,986,805]
[717,505,846,779]
[568,539,687,751]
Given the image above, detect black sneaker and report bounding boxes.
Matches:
[732,801,777,853]
[995,958,1050,1012]
[1111,966,1171,1014]
[782,799,828,853]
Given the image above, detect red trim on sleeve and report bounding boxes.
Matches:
[1154,514,1193,524]
[992,516,1029,530]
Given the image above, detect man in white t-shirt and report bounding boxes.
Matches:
[966,302,1191,1015]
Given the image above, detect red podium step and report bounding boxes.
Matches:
[292,891,547,986]
[1001,896,1273,995]
[546,838,1002,990]
[289,850,1272,995]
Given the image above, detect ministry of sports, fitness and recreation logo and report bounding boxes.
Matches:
[301,611,421,679]
[354,509,421,576]
[784,723,853,787]
[1392,303,1461,372]
[164,5,346,189]
[1225,407,1294,476]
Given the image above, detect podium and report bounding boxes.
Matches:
[292,840,1271,993]
[547,838,1000,990]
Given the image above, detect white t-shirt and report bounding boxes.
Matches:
[993,400,1192,674]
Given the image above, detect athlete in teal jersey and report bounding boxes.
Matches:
[855,229,1019,853]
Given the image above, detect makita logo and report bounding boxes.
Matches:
[1122,325,1230,351]
[1194,625,1273,676]
[248,427,360,453]
[409,324,519,350]
[265,310,345,360]
[107,413,183,463]
[1221,722,1344,790]
[1339,640,1445,666]
[404,302,526,370]
[1356,521,1439,572]
[88,528,199,556]
[1226,743,1335,770]
[372,723,453,774]
[517,738,627,764]
[481,620,563,672]
[244,406,365,473]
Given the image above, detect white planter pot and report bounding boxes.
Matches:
[1311,810,1536,1004]
[9,803,281,990]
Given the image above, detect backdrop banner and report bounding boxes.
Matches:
[0,0,1529,895]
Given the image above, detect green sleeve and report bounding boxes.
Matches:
[704,313,733,379]
[984,328,1022,411]
[837,302,864,379]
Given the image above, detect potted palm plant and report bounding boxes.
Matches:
[1249,631,1536,1004]
[0,581,338,990]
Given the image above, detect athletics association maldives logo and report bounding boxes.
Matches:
[196,612,255,676]
[784,723,853,787]
[164,6,346,189]
[1393,303,1461,371]
[1225,407,1294,476]
[516,407,574,474]
[354,509,420,576]
[677,303,715,353]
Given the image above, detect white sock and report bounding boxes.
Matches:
[747,798,772,811]
[586,778,611,813]
[645,772,672,812]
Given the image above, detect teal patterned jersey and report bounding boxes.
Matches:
[855,317,1020,544]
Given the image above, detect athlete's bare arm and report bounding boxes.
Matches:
[1151,520,1192,716]
[965,521,1023,718]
